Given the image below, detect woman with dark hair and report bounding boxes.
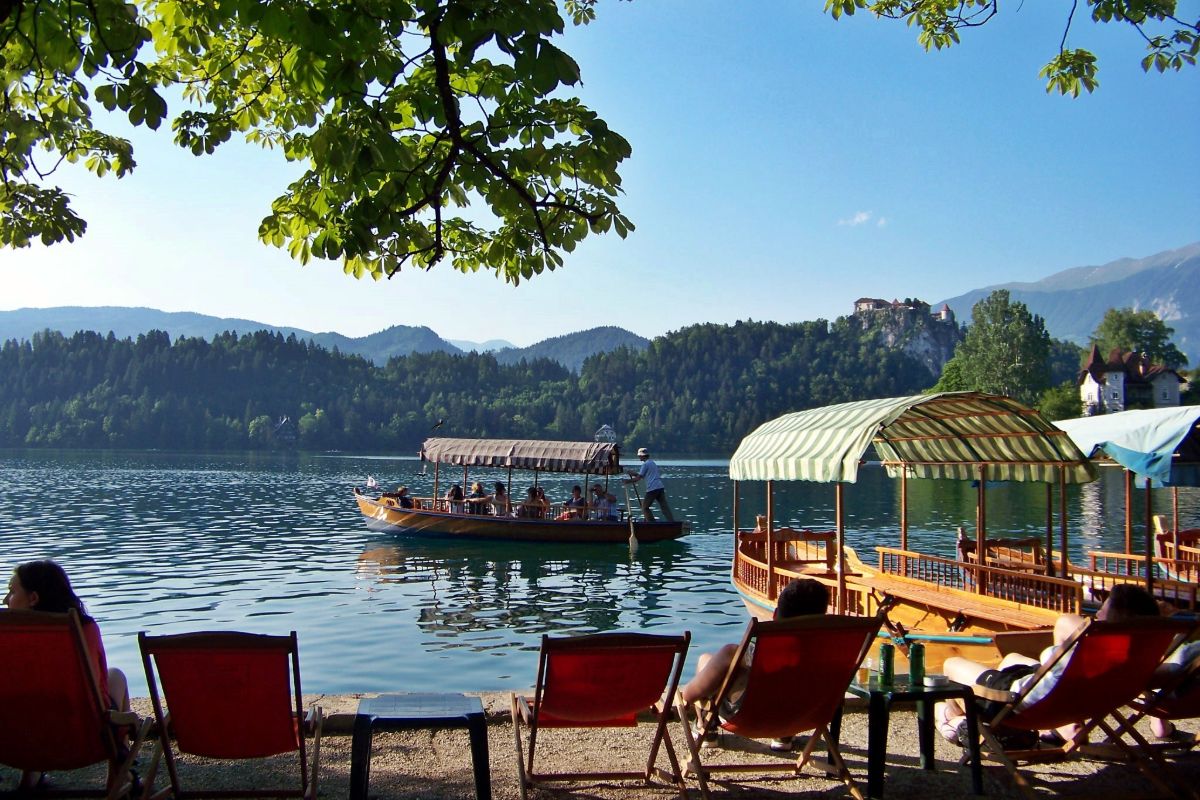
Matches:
[4,560,129,712]
[4,560,131,789]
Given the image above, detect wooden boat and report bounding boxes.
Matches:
[354,437,686,544]
[728,392,1098,670]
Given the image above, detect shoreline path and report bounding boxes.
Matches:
[3,693,1196,798]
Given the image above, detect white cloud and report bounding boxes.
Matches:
[838,211,873,226]
[876,217,888,227]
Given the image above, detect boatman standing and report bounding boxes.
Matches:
[625,447,674,522]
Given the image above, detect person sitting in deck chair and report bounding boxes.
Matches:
[936,584,1161,746]
[681,578,829,751]
[589,485,617,521]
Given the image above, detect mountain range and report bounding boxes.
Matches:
[937,241,1200,360]
[3,242,1197,368]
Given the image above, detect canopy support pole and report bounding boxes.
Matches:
[900,469,909,576]
[1125,469,1134,554]
[732,479,740,541]
[1146,478,1155,595]
[976,465,987,595]
[1059,469,1069,579]
[766,480,776,601]
[836,482,846,614]
[433,462,440,510]
[1044,483,1055,577]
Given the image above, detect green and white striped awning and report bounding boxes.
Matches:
[729,392,1096,484]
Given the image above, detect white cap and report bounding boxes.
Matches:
[637,447,649,457]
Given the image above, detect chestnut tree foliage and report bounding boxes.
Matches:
[0,0,631,282]
[827,1,1199,97]
[2,0,1195,281]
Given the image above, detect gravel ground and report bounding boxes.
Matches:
[3,693,1198,799]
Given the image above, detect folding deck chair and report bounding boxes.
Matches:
[0,609,150,799]
[969,616,1193,800]
[138,630,323,800]
[1104,638,1200,754]
[511,631,691,800]
[676,614,883,800]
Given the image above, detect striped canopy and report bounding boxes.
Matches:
[729,392,1096,484]
[420,437,623,475]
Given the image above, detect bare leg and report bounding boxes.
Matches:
[108,667,130,712]
[681,644,738,704]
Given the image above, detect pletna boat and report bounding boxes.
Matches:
[354,437,686,544]
[728,392,1098,670]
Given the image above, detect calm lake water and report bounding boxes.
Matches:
[1,450,1194,696]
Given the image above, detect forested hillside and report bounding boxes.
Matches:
[0,319,935,455]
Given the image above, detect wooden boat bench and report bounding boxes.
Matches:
[853,573,1061,630]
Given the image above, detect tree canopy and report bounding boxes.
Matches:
[1,0,631,282]
[5,1,1197,279]
[826,1,1199,96]
[1090,306,1188,368]
[931,290,1051,405]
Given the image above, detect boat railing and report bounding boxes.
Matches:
[1087,549,1200,585]
[877,547,1081,614]
[737,527,836,570]
[957,537,1045,572]
[1158,539,1200,565]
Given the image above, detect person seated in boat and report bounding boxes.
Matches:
[444,483,465,513]
[6,560,133,790]
[516,486,547,519]
[491,482,511,516]
[557,485,587,520]
[466,482,490,515]
[935,584,1161,746]
[383,485,414,509]
[681,578,829,751]
[589,485,617,521]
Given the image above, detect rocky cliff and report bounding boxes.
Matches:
[854,304,963,379]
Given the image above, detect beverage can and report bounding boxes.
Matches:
[908,642,925,684]
[878,642,895,686]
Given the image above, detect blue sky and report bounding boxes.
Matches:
[3,2,1197,346]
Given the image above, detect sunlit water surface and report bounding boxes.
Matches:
[0,450,1192,695]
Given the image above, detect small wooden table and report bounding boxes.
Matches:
[841,675,984,799]
[349,693,491,800]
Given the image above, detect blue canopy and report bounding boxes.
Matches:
[1055,407,1200,488]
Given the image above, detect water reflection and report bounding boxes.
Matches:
[355,537,692,640]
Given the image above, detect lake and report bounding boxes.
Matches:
[0,450,1191,696]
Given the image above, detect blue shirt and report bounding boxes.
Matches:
[638,458,665,492]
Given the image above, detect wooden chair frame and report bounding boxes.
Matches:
[675,614,883,800]
[511,631,691,800]
[138,630,323,800]
[0,609,150,800]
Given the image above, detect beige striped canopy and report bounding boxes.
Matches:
[421,437,624,475]
[729,392,1096,484]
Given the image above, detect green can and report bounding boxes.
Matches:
[878,642,895,686]
[908,642,925,684]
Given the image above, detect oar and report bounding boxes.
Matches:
[623,483,639,554]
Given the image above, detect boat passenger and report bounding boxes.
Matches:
[491,482,511,516]
[559,485,587,520]
[5,560,132,791]
[590,485,617,521]
[516,486,548,519]
[936,584,1160,746]
[444,483,465,514]
[395,485,414,509]
[681,578,829,751]
[466,482,490,515]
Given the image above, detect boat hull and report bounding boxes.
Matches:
[356,493,685,543]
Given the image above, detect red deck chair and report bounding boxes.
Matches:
[511,631,691,800]
[138,631,323,800]
[0,609,149,799]
[969,616,1193,800]
[1104,639,1200,754]
[676,614,883,800]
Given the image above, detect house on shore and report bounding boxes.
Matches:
[1079,345,1184,415]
